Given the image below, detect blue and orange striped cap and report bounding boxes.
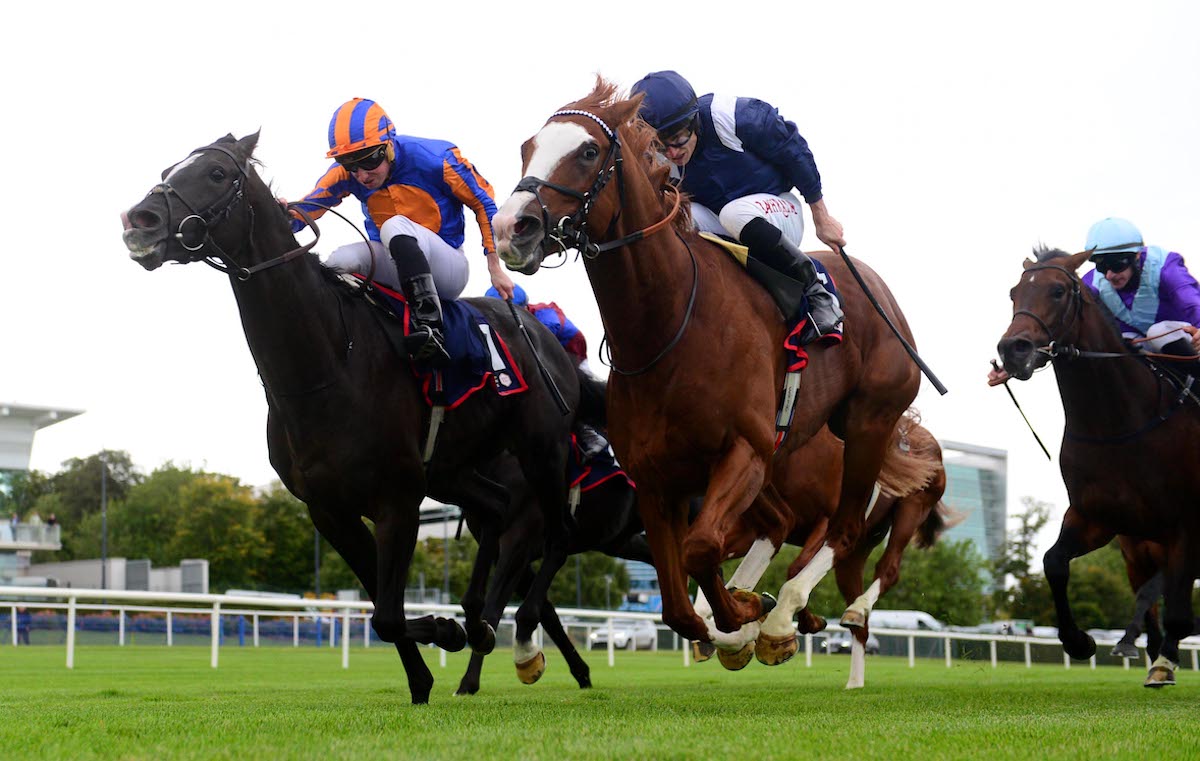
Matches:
[326,98,395,158]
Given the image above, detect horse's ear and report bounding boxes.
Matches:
[1066,249,1091,273]
[1021,257,1036,270]
[612,91,646,129]
[237,130,261,158]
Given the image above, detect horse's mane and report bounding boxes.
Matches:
[1031,244,1071,263]
[564,77,694,236]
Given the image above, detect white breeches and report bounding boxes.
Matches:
[322,215,470,299]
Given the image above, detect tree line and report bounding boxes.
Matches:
[0,452,1162,628]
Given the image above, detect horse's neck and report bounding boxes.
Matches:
[583,188,693,368]
[1054,306,1160,426]
[227,211,348,395]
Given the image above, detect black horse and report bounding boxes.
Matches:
[121,132,582,704]
[998,246,1200,687]
[455,449,651,695]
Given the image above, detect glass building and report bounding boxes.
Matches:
[938,440,1008,565]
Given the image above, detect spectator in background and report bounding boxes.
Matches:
[9,513,17,529]
[46,513,58,527]
[27,512,42,526]
[16,607,31,645]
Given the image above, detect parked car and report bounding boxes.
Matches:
[588,618,657,650]
[821,630,880,655]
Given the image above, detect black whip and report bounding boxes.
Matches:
[507,298,570,415]
[837,245,949,395]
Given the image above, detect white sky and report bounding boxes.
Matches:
[4,1,1198,560]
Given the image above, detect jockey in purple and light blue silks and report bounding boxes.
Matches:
[1080,217,1200,355]
[289,97,514,365]
[631,70,845,345]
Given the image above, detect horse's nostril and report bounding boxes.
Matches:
[130,208,162,230]
[514,215,538,238]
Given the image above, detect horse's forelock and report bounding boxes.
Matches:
[1032,244,1070,263]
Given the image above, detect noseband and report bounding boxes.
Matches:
[148,144,318,280]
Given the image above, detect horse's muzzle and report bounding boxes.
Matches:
[495,210,546,274]
[997,335,1041,381]
[121,208,167,270]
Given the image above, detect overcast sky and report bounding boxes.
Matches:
[4,1,1197,559]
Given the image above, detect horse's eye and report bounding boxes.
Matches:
[210,167,227,182]
[582,145,599,161]
[1050,284,1066,299]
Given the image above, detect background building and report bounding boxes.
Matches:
[938,440,1008,566]
[1,403,81,585]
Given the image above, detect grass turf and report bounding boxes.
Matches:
[0,644,1196,760]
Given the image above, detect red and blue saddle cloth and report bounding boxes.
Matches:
[782,256,844,371]
[567,433,635,495]
[355,276,528,409]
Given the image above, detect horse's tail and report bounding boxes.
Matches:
[875,408,943,499]
[575,365,609,427]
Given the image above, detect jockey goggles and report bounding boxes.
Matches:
[338,145,388,173]
[1094,254,1136,275]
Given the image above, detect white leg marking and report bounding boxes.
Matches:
[706,618,760,651]
[513,638,540,665]
[863,482,882,520]
[693,586,712,620]
[846,578,882,619]
[760,544,835,638]
[726,537,775,590]
[846,637,866,689]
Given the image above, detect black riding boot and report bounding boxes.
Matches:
[575,423,610,461]
[740,217,844,341]
[390,235,450,366]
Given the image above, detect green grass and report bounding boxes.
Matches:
[0,645,1196,760]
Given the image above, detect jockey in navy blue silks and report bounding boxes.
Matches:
[631,70,846,344]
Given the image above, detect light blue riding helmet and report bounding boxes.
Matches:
[485,283,528,306]
[1085,217,1143,259]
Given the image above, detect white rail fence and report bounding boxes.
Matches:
[2,585,1197,674]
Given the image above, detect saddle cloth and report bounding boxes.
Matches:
[351,275,529,408]
[700,232,844,371]
[567,434,635,493]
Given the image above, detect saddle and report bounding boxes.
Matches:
[333,273,529,408]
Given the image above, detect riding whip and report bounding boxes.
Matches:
[507,298,571,415]
[990,360,1052,460]
[837,245,949,395]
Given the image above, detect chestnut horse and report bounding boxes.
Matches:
[998,245,1200,686]
[494,79,921,655]
[121,133,582,703]
[693,412,952,687]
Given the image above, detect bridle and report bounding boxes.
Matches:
[148,144,318,280]
[512,109,692,376]
[1012,263,1088,360]
[513,109,682,259]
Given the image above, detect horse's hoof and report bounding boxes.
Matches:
[691,640,716,663]
[470,623,496,656]
[841,609,867,629]
[795,609,828,634]
[453,684,479,697]
[755,631,798,666]
[515,651,546,684]
[1144,656,1177,688]
[716,642,755,671]
[437,618,468,652]
[1110,642,1139,659]
[1061,630,1096,661]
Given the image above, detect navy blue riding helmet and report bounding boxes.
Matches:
[631,71,700,134]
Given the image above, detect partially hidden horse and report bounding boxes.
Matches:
[493,79,922,661]
[998,245,1200,687]
[692,412,953,689]
[454,449,649,695]
[121,132,584,703]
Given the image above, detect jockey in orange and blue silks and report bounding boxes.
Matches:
[289,97,515,365]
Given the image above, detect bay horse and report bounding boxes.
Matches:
[120,133,583,703]
[493,79,922,655]
[454,451,649,695]
[998,245,1200,686]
